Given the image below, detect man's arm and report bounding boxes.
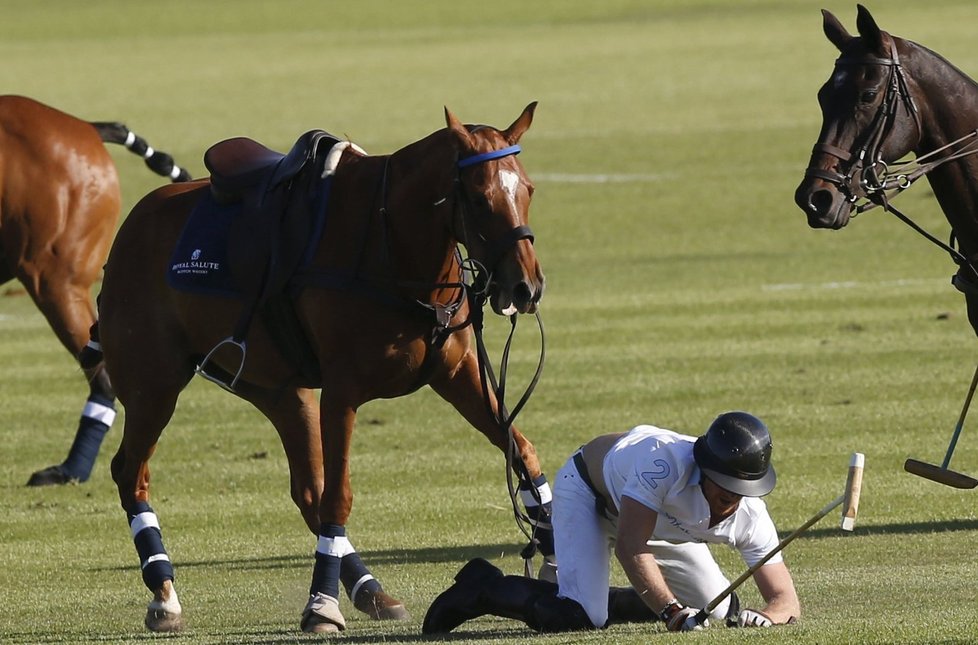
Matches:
[748,561,801,625]
[614,496,703,631]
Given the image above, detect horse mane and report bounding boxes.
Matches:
[904,39,978,93]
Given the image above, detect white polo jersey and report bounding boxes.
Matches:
[602,424,782,567]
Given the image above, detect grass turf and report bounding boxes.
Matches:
[2,1,978,643]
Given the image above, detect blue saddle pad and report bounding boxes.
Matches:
[167,192,241,297]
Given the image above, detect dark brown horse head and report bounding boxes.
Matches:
[445,103,544,315]
[794,5,922,229]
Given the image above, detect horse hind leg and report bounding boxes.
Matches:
[110,364,193,633]
[25,287,118,486]
[27,341,117,486]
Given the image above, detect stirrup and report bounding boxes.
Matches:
[195,337,247,392]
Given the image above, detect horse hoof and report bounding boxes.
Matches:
[26,465,79,487]
[301,593,346,633]
[145,586,183,632]
[537,555,558,584]
[354,588,410,621]
[145,603,183,632]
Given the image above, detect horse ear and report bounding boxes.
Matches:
[444,107,475,149]
[503,102,537,145]
[855,4,885,56]
[821,9,852,52]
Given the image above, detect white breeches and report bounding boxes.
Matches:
[552,456,733,627]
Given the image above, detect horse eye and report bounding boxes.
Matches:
[859,90,878,103]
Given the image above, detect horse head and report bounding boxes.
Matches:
[794,5,922,229]
[445,103,545,315]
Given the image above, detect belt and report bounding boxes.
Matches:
[573,451,613,519]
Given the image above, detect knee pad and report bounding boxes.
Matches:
[531,595,594,633]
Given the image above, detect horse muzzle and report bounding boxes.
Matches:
[490,273,545,316]
[794,179,855,230]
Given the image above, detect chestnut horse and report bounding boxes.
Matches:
[794,6,978,334]
[96,103,553,633]
[0,95,190,487]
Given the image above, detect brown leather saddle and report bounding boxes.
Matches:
[196,130,340,389]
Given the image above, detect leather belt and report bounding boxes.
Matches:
[573,451,613,519]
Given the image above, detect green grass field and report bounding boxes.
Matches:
[3,1,978,643]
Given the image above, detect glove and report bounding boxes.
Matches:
[738,608,774,628]
[661,601,708,632]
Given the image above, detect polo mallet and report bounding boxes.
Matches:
[694,452,864,626]
[904,362,978,489]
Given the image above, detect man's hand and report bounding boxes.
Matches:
[738,608,774,627]
[661,602,708,632]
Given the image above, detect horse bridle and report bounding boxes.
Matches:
[804,40,922,206]
[805,40,978,279]
[454,143,535,280]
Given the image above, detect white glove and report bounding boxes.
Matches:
[663,605,708,632]
[738,608,774,628]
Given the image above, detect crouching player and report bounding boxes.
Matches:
[423,411,801,633]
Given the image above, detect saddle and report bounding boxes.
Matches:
[197,130,342,388]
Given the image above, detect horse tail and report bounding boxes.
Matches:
[91,121,193,183]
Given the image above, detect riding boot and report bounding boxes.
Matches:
[607,586,658,624]
[423,558,558,634]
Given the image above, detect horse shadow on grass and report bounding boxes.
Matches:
[96,516,978,575]
[94,542,526,573]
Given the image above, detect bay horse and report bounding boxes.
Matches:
[793,5,978,486]
[0,95,190,487]
[95,103,553,633]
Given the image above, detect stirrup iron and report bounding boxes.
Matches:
[195,337,247,392]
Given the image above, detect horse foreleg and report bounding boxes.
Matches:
[298,398,357,633]
[429,349,556,578]
[237,383,408,624]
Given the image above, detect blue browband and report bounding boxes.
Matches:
[457,144,521,168]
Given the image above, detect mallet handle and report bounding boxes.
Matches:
[695,494,844,622]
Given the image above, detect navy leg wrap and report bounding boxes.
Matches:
[61,394,116,481]
[309,524,347,598]
[521,474,554,556]
[128,502,174,590]
[341,552,383,601]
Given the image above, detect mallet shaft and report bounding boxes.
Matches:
[699,494,844,618]
[696,451,865,622]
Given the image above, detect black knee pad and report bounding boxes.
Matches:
[531,594,594,633]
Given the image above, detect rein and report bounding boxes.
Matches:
[807,41,978,281]
[452,144,549,562]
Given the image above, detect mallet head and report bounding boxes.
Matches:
[841,452,864,531]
